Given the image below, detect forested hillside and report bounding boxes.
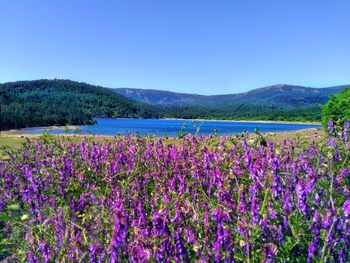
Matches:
[164,104,322,122]
[0,79,161,130]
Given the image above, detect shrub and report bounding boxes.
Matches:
[322,87,350,129]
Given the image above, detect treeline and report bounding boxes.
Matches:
[164,104,322,122]
[0,79,161,130]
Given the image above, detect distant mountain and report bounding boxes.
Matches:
[115,84,348,109]
[115,88,203,107]
[0,79,161,130]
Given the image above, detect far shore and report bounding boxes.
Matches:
[163,118,321,125]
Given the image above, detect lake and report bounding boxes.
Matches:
[18,118,321,137]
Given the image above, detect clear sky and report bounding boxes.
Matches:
[0,0,349,95]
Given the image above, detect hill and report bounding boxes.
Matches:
[1,80,347,130]
[115,84,347,109]
[115,88,203,107]
[0,79,161,130]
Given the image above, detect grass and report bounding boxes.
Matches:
[0,136,26,148]
[0,127,325,159]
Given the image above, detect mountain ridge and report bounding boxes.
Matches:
[115,84,348,108]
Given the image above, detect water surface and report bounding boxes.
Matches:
[19,118,321,137]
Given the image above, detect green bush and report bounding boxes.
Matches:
[322,87,350,128]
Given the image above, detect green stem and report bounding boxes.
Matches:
[320,222,334,262]
[260,189,270,216]
[330,171,335,210]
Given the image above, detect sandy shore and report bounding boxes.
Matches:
[1,127,324,141]
[163,118,321,125]
[0,125,79,137]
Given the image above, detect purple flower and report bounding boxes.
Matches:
[156,239,172,262]
[28,251,39,263]
[307,237,318,263]
[39,242,51,263]
[326,138,337,147]
[89,243,101,263]
[174,230,189,262]
[328,120,337,137]
[109,202,129,262]
[342,121,349,142]
[251,197,260,225]
[342,200,350,217]
[295,183,308,216]
[322,210,332,229]
[239,192,247,214]
[333,149,340,162]
[263,243,278,261]
[283,193,292,215]
[336,168,348,185]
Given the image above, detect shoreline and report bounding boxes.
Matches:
[0,125,79,136]
[0,128,325,151]
[162,118,321,125]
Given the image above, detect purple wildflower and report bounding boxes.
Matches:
[39,242,51,263]
[295,182,308,216]
[28,251,39,263]
[342,121,349,142]
[174,230,189,262]
[307,237,318,263]
[342,200,350,217]
[328,120,337,137]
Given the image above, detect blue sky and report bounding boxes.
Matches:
[0,0,349,94]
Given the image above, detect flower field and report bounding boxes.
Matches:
[1,122,349,262]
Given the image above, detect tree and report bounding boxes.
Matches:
[322,87,350,128]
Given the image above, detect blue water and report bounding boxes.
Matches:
[18,118,321,137]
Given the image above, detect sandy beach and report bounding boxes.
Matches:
[164,118,321,125]
[0,125,80,136]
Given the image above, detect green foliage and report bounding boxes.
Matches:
[322,87,350,128]
[0,79,162,130]
[177,122,188,138]
[164,104,322,123]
